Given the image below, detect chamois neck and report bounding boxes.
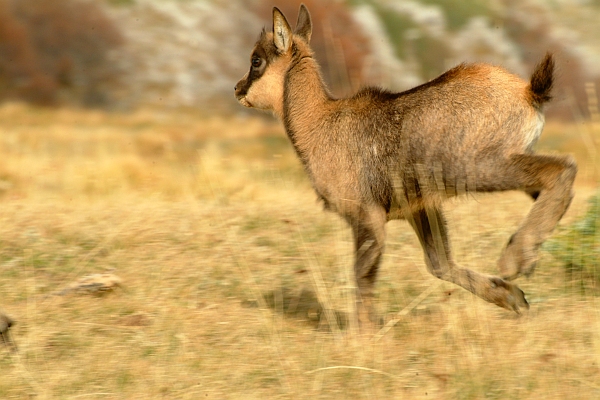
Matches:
[283,56,331,124]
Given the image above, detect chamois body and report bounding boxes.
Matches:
[283,62,544,216]
[235,5,577,322]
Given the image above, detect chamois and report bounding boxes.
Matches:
[235,5,577,323]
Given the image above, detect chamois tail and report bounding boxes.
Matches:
[529,52,554,107]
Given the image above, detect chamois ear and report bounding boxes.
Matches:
[273,7,292,54]
[295,4,312,42]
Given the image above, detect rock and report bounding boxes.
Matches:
[55,273,123,296]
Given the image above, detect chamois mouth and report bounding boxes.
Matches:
[237,96,253,108]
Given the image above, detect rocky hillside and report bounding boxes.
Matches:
[4,0,600,118]
[107,0,600,119]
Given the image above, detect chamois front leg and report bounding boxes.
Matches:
[347,205,387,327]
[409,207,529,313]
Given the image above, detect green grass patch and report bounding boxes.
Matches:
[545,190,600,293]
[420,0,494,30]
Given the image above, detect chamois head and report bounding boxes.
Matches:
[234,5,313,118]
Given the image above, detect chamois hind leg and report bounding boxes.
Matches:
[497,153,577,280]
[408,207,529,313]
[347,205,387,327]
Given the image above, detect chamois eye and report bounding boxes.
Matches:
[251,57,262,68]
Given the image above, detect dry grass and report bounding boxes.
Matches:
[0,103,599,399]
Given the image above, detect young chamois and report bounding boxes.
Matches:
[234,5,577,322]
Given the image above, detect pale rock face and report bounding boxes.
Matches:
[452,17,526,76]
[103,0,599,111]
[351,5,422,91]
[109,0,263,109]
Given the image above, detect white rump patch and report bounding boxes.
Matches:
[523,111,545,151]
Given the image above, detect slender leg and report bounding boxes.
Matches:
[347,205,387,326]
[498,154,577,280]
[408,207,529,313]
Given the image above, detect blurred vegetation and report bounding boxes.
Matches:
[370,5,415,61]
[0,0,597,117]
[0,0,123,107]
[106,0,135,5]
[545,191,600,293]
[1,105,599,398]
[369,4,451,80]
[420,0,493,30]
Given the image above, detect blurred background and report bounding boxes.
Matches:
[1,1,600,398]
[0,0,599,119]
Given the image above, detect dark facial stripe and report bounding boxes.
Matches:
[236,46,268,97]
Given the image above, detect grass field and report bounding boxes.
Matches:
[0,103,599,399]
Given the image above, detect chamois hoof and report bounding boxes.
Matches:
[508,285,529,315]
[354,299,383,335]
[488,277,529,314]
[498,239,538,281]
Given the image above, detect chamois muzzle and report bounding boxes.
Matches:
[234,76,252,108]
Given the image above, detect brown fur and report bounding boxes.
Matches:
[235,5,577,323]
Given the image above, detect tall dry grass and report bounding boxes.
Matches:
[0,102,599,398]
